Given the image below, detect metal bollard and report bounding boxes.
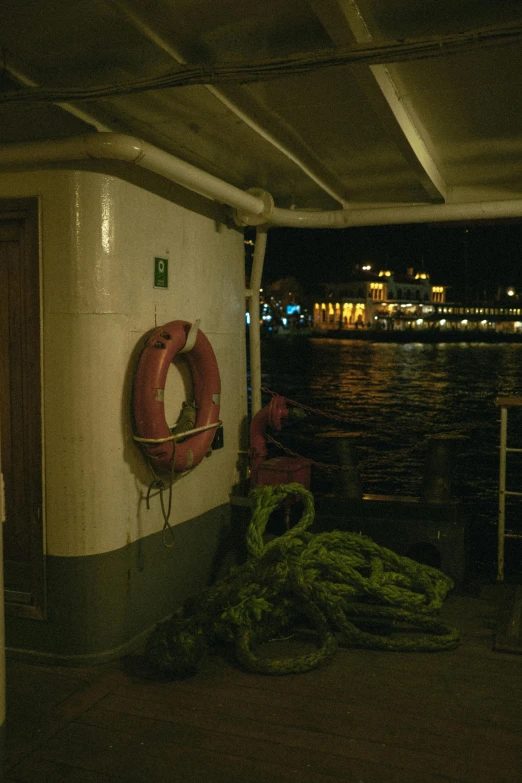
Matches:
[321,431,363,500]
[422,434,467,503]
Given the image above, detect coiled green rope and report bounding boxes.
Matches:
[146,483,459,677]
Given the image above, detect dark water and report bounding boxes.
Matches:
[261,337,522,573]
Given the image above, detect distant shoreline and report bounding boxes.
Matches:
[266,328,522,344]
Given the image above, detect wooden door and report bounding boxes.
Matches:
[0,198,44,619]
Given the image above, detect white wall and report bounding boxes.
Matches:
[0,170,247,558]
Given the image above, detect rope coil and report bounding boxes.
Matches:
[146,483,459,677]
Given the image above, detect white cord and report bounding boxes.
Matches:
[133,419,221,444]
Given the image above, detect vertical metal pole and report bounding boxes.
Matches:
[248,225,268,417]
[498,405,508,581]
[0,434,5,771]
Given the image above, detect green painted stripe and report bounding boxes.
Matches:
[6,503,237,665]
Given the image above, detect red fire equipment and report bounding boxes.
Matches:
[249,395,311,490]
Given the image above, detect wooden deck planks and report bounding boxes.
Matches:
[4,756,118,782]
[5,667,126,775]
[72,694,521,783]
[18,718,459,783]
[5,590,522,783]
[113,648,522,737]
[102,677,522,760]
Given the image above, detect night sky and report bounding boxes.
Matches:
[260,222,522,302]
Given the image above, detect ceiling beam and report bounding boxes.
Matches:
[309,0,447,202]
[108,0,351,207]
[2,63,115,133]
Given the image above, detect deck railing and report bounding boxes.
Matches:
[495,397,522,580]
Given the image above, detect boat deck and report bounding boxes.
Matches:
[4,584,522,783]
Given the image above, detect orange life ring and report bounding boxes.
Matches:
[132,320,221,473]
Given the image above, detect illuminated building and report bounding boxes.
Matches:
[314,267,445,330]
[313,268,522,333]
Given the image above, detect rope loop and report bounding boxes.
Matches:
[246,482,314,558]
[144,442,180,548]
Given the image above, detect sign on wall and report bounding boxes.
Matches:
[154,257,169,289]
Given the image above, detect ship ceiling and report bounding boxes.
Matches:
[1,0,522,211]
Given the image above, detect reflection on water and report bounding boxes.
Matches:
[261,338,522,548]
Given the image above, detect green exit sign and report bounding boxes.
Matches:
[154,257,169,288]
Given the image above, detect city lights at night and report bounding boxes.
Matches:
[259,223,522,303]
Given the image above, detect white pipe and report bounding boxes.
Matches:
[5,134,522,229]
[0,134,143,165]
[134,141,265,214]
[267,199,522,228]
[0,133,266,217]
[248,226,269,417]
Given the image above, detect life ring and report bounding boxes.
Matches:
[132,320,221,473]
